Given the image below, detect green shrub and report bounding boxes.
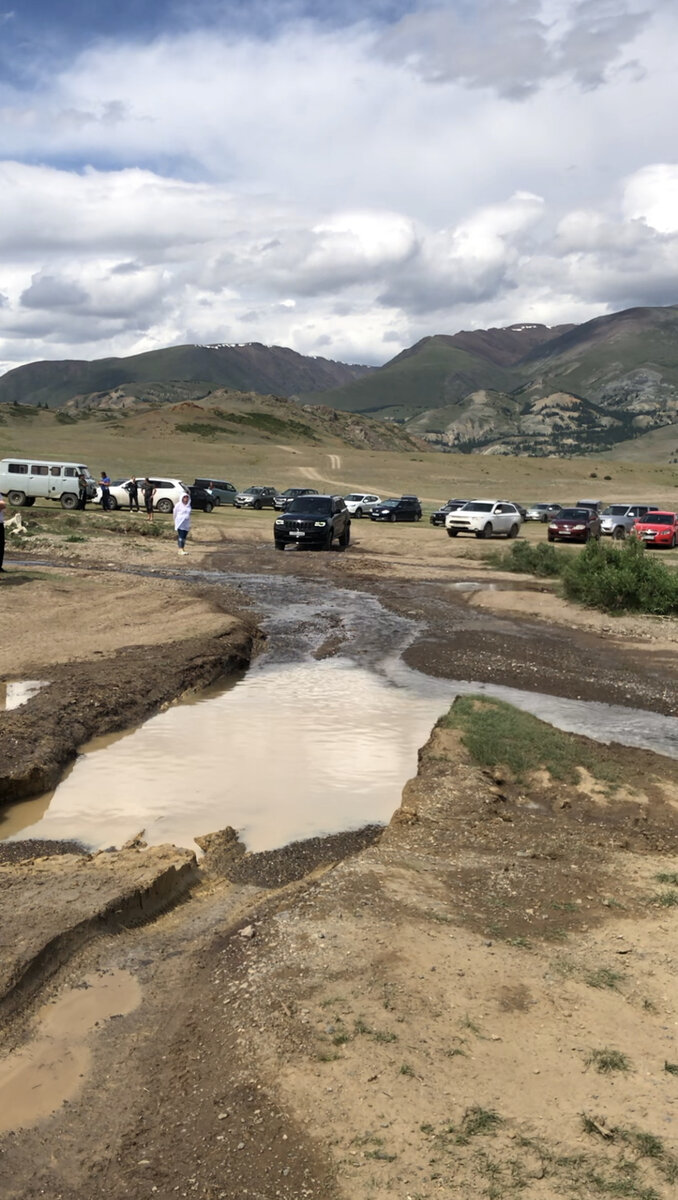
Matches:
[561,537,678,615]
[489,540,562,577]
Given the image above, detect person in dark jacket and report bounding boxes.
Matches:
[126,476,139,512]
[100,471,111,512]
[142,478,155,521]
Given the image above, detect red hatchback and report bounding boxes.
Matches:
[633,511,678,548]
[548,507,601,543]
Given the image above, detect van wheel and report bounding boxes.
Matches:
[155,498,172,514]
[24,497,36,506]
[60,493,78,510]
[8,490,26,506]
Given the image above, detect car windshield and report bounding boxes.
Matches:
[640,513,674,525]
[287,496,332,514]
[345,494,365,502]
[602,505,630,516]
[245,486,264,493]
[558,509,590,520]
[462,502,493,512]
[379,499,397,507]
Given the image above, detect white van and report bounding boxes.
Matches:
[0,458,97,509]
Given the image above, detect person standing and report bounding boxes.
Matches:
[100,470,111,512]
[126,476,139,512]
[173,493,191,555]
[0,494,5,573]
[142,477,154,521]
[77,472,89,510]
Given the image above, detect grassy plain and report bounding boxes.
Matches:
[1,404,678,510]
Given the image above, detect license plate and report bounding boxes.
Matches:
[290,531,305,538]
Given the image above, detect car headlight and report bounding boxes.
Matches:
[548,523,558,529]
[573,524,585,531]
[275,519,284,525]
[314,520,327,527]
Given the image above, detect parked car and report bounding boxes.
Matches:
[95,476,187,512]
[188,486,215,513]
[234,485,278,509]
[370,496,422,522]
[600,503,659,539]
[430,499,469,526]
[525,502,563,522]
[576,498,601,514]
[192,478,237,506]
[445,500,522,539]
[273,494,350,550]
[632,511,678,548]
[547,507,601,543]
[273,487,319,511]
[343,492,382,517]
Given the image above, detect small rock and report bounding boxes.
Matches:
[239,925,255,940]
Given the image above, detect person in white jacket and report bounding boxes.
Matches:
[173,494,192,555]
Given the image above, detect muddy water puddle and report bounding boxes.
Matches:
[0,970,141,1132]
[0,680,46,710]
[4,573,678,852]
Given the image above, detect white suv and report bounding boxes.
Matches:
[343,492,382,517]
[446,500,522,539]
[96,476,188,512]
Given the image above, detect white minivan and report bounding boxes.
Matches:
[0,458,97,509]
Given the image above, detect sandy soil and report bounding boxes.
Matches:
[1,509,677,1199]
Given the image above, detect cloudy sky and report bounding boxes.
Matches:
[1,0,677,371]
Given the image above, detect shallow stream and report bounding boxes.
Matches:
[3,574,678,852]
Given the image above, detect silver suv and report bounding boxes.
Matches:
[600,503,659,539]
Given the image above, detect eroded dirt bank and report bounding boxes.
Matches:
[1,717,677,1200]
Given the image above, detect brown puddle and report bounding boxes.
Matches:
[0,969,141,1132]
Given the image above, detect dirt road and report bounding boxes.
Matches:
[1,512,677,1199]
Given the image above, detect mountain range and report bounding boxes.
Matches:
[3,305,678,457]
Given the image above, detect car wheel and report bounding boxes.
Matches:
[24,496,36,506]
[253,500,262,510]
[107,495,118,511]
[612,526,625,540]
[323,529,334,550]
[60,493,79,510]
[339,522,350,548]
[274,540,285,551]
[204,501,214,513]
[508,523,519,539]
[7,490,26,506]
[482,522,493,538]
[355,507,363,518]
[155,498,172,514]
[415,512,422,521]
[388,513,396,523]
[447,530,458,538]
[547,534,555,542]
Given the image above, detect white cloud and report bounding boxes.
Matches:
[0,3,678,369]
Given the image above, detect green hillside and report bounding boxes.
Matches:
[302,336,520,416]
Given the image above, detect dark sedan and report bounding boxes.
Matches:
[430,499,468,526]
[273,487,319,511]
[371,496,422,522]
[548,507,601,543]
[188,486,215,513]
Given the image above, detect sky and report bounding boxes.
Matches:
[1,0,678,371]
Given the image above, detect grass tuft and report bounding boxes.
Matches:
[587,1048,631,1074]
[585,968,623,990]
[440,694,619,785]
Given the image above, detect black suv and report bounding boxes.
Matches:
[430,499,468,526]
[273,494,350,550]
[370,495,422,522]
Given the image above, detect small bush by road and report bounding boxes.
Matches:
[488,537,678,614]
